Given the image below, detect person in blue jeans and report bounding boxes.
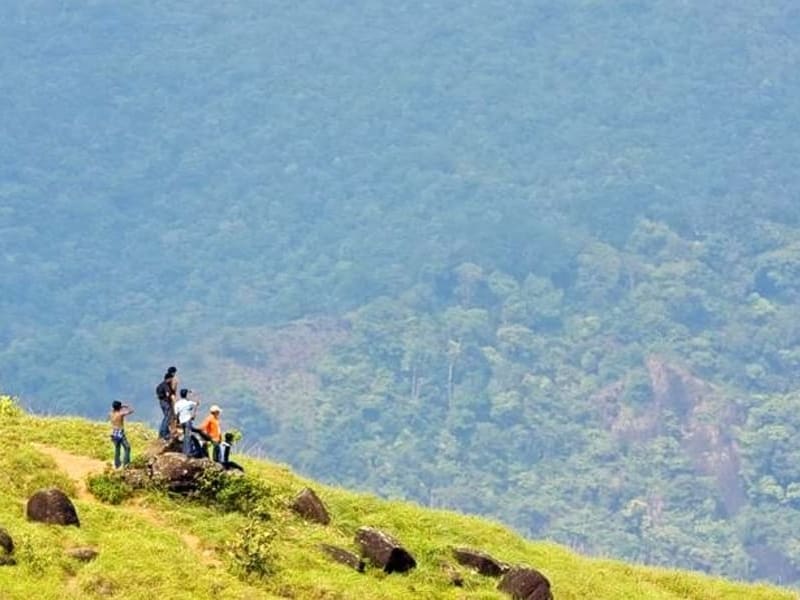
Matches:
[156,369,177,440]
[174,388,199,456]
[109,400,135,468]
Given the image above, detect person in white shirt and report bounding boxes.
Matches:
[174,388,199,456]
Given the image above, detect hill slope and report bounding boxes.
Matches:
[0,400,794,600]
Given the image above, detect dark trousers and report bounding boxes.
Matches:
[159,399,173,440]
[182,421,195,456]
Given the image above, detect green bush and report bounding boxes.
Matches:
[196,468,272,516]
[0,395,22,418]
[87,471,135,505]
[226,519,277,579]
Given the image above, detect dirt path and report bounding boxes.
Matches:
[32,444,106,501]
[32,444,221,566]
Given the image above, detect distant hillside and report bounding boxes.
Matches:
[0,398,795,600]
[3,0,800,586]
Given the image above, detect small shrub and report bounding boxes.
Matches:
[15,533,53,576]
[227,518,277,579]
[196,468,272,515]
[0,395,23,418]
[87,471,135,504]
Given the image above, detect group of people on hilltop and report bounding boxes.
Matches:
[107,365,242,471]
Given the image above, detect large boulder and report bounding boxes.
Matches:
[453,547,508,577]
[26,488,80,527]
[291,487,330,525]
[355,526,416,574]
[498,567,552,600]
[0,527,13,555]
[149,452,221,493]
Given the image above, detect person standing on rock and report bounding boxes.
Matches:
[174,388,199,456]
[165,366,180,436]
[156,370,176,440]
[199,404,223,462]
[109,400,135,468]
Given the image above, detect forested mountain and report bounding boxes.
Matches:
[3,0,800,586]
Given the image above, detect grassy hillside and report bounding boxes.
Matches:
[0,399,793,600]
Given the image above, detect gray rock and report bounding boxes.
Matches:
[0,527,13,555]
[26,488,80,527]
[67,547,99,561]
[498,566,552,600]
[453,547,509,577]
[320,544,364,572]
[291,488,331,525]
[355,526,416,574]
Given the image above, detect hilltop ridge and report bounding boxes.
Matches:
[0,398,794,600]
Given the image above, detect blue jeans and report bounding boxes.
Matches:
[159,399,173,439]
[182,421,193,456]
[112,431,131,468]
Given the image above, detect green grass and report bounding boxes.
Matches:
[0,404,796,599]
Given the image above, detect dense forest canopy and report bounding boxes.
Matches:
[3,0,800,586]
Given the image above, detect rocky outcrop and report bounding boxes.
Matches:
[149,453,221,493]
[144,437,183,458]
[320,544,365,572]
[355,526,416,574]
[291,487,330,525]
[453,547,508,577]
[26,488,80,527]
[498,567,552,600]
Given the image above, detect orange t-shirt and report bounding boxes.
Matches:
[199,414,221,442]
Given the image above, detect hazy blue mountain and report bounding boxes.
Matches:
[3,1,800,585]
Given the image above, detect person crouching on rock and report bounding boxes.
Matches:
[199,404,223,462]
[174,388,199,456]
[219,432,244,472]
[109,400,134,468]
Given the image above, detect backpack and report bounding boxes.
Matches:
[156,380,170,401]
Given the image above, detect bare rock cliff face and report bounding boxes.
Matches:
[598,356,746,517]
[645,356,747,516]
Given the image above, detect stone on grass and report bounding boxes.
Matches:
[453,547,509,577]
[291,487,331,525]
[0,555,16,566]
[320,544,365,572]
[498,566,552,600]
[67,547,99,562]
[26,488,80,527]
[355,526,416,574]
[0,527,13,555]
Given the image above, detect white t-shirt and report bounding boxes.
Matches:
[174,398,197,425]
